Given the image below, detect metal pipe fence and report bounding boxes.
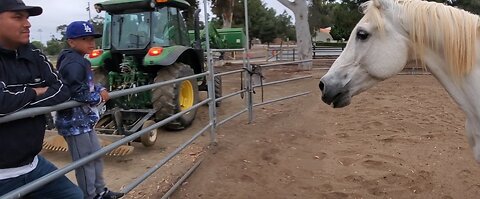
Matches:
[217,108,248,127]
[215,89,247,102]
[253,92,311,107]
[0,58,313,199]
[260,59,313,68]
[122,123,212,193]
[211,48,246,52]
[253,75,313,88]
[0,72,209,124]
[1,96,210,199]
[160,158,204,199]
[215,69,244,77]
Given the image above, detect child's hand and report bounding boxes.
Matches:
[33,87,48,96]
[100,89,110,102]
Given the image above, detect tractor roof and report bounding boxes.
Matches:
[95,0,190,14]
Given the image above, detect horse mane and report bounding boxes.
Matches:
[363,0,480,77]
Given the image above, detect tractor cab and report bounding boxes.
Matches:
[100,3,190,55]
[85,0,216,147]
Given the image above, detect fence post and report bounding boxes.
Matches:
[244,0,253,123]
[312,46,316,59]
[203,0,217,144]
[292,48,295,61]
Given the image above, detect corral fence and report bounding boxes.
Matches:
[0,55,313,199]
[0,1,313,199]
[266,46,343,61]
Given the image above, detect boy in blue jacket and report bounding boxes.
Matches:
[55,21,123,199]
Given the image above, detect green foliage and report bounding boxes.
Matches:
[276,11,296,41]
[210,0,296,43]
[56,24,67,41]
[437,0,480,14]
[45,37,63,56]
[309,0,479,43]
[309,0,335,33]
[211,0,234,28]
[31,41,46,52]
[55,15,104,49]
[309,0,363,41]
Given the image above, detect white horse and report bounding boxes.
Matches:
[319,0,480,162]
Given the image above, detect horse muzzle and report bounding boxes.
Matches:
[319,79,351,108]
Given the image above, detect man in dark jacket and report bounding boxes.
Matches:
[0,0,83,198]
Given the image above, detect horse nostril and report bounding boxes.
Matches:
[319,81,325,92]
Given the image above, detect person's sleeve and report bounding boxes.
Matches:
[28,51,70,107]
[0,81,37,116]
[61,63,102,105]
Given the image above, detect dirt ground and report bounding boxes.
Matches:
[42,60,480,199]
[171,65,480,198]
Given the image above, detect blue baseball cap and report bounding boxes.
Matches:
[66,21,102,39]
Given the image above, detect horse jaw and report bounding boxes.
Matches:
[319,54,382,108]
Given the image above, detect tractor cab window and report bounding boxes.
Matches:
[111,12,151,50]
[151,7,189,47]
[151,7,169,46]
[176,9,189,46]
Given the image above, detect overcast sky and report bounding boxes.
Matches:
[23,0,294,44]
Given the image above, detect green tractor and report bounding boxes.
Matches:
[88,0,215,147]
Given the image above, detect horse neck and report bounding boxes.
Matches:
[423,39,480,120]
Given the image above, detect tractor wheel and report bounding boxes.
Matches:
[141,120,158,147]
[152,63,199,130]
[214,75,222,107]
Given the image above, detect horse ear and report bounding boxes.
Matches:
[374,0,393,10]
[359,1,370,14]
[373,0,382,8]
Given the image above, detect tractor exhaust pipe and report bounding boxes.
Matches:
[194,9,201,50]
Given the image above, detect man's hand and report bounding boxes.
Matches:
[100,89,110,102]
[32,87,48,96]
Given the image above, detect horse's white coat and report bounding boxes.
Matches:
[319,0,480,162]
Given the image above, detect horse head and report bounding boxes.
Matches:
[319,0,411,108]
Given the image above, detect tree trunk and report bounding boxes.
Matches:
[222,0,234,28]
[277,0,313,70]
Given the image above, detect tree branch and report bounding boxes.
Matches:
[277,0,295,10]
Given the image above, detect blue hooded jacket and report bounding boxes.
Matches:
[55,49,104,136]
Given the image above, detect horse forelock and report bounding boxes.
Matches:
[363,0,480,78]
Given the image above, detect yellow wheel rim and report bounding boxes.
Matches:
[179,80,194,111]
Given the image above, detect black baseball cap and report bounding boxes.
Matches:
[0,0,43,16]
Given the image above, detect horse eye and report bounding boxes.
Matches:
[356,30,370,41]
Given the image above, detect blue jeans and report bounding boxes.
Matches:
[0,155,83,199]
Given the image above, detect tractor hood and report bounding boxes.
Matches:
[95,0,190,14]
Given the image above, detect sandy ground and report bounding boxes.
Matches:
[42,60,480,199]
[170,66,480,198]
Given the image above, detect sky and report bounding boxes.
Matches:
[23,0,294,44]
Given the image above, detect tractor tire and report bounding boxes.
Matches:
[141,120,158,147]
[214,75,222,107]
[152,63,199,130]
